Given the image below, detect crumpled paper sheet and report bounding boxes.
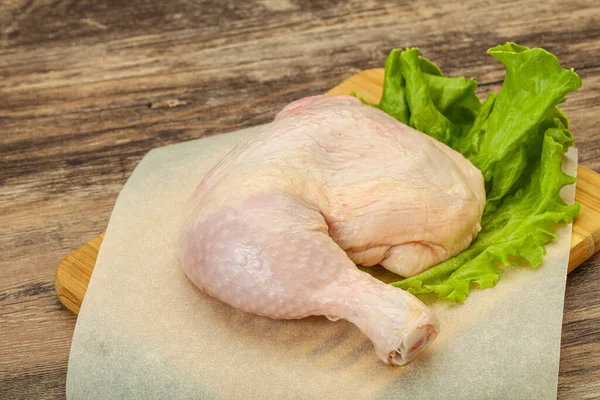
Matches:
[67,126,577,399]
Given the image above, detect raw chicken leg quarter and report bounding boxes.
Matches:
[180,95,486,365]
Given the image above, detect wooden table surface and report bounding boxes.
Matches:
[1,0,599,398]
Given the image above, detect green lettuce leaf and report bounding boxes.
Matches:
[366,43,581,302]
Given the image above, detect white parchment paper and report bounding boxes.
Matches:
[67,126,577,399]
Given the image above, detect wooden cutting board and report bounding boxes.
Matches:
[55,69,600,315]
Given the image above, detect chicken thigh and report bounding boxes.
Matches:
[180,95,485,365]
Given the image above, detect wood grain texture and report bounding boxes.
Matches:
[1,0,600,398]
[54,234,104,315]
[54,70,600,316]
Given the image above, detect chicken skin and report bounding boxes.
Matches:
[180,95,485,365]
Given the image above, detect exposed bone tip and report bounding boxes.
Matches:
[388,324,439,366]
